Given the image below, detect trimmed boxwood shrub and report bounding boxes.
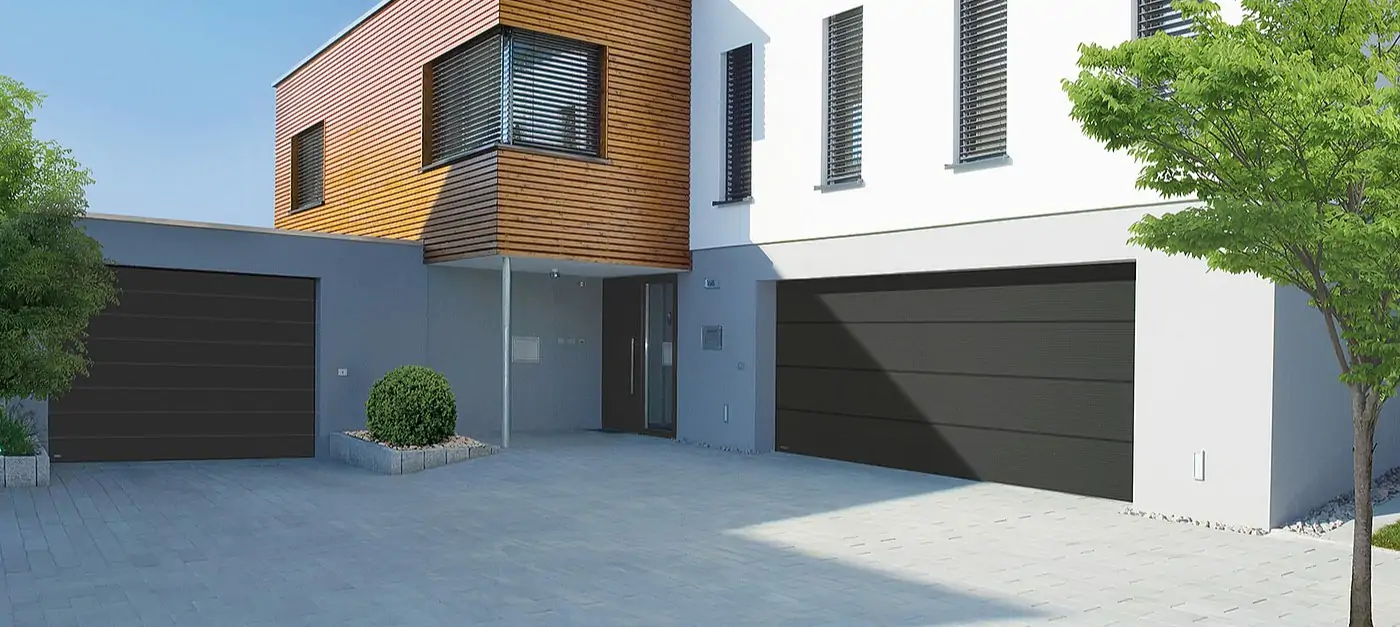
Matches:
[365,365,457,447]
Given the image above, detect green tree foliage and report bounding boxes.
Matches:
[1065,1,1400,624]
[0,75,117,402]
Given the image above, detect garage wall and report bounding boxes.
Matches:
[25,214,599,457]
[1270,287,1400,526]
[679,202,1283,529]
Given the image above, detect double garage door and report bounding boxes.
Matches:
[775,263,1135,500]
[48,267,317,463]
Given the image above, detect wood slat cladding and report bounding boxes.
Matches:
[273,0,691,269]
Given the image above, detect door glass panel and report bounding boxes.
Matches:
[644,281,676,431]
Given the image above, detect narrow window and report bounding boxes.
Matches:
[723,44,753,203]
[824,7,863,186]
[1136,0,1193,38]
[291,123,324,211]
[957,0,1008,164]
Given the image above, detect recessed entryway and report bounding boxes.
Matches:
[47,266,317,462]
[774,263,1135,500]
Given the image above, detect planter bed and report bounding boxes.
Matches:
[2,447,50,488]
[329,431,499,475]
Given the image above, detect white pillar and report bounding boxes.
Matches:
[501,255,512,449]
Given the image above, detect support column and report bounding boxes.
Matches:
[501,255,512,448]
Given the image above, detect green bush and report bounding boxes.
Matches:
[0,403,37,456]
[1375,521,1400,551]
[365,365,457,447]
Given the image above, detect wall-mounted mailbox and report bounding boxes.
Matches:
[511,336,541,363]
[702,325,723,351]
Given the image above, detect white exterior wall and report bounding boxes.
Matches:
[681,0,1300,529]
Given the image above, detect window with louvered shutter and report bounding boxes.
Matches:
[292,123,324,211]
[1137,0,1193,38]
[957,0,1008,164]
[824,7,863,186]
[428,30,505,164]
[506,30,604,156]
[723,44,753,203]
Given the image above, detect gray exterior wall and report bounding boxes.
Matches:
[1269,287,1400,526]
[26,215,599,457]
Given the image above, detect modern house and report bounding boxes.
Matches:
[24,0,1400,532]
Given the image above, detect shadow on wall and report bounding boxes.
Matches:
[1270,286,1400,526]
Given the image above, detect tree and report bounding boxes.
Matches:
[1064,1,1400,624]
[0,75,117,405]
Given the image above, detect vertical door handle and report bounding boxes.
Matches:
[629,337,636,394]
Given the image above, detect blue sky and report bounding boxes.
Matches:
[0,0,381,227]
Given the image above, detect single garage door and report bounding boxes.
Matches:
[48,266,317,462]
[775,263,1134,500]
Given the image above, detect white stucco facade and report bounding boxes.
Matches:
[677,0,1378,530]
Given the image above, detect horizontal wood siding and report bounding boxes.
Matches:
[273,0,501,258]
[496,0,691,269]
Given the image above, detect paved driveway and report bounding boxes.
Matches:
[3,433,1400,627]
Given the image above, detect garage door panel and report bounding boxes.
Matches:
[85,338,315,368]
[73,364,315,392]
[778,281,1135,324]
[114,267,315,301]
[86,314,315,346]
[49,434,317,462]
[777,321,1134,382]
[48,412,316,438]
[108,290,317,322]
[776,409,1133,500]
[776,366,1133,442]
[53,389,314,413]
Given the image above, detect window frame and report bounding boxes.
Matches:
[1134,0,1193,39]
[950,0,1010,169]
[422,26,607,170]
[290,122,326,213]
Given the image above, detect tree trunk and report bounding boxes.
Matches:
[1351,384,1381,627]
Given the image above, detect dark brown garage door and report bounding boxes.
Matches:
[48,266,317,462]
[775,263,1134,500]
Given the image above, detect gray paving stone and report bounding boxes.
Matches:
[3,433,1400,626]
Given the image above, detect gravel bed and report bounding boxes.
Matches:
[345,430,490,452]
[1122,507,1269,536]
[1280,466,1400,537]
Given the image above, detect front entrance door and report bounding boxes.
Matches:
[602,275,677,435]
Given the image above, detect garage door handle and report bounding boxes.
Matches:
[629,337,636,395]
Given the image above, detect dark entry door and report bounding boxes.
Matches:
[48,266,318,462]
[775,263,1135,501]
[601,275,677,435]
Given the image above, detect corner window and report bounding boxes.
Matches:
[722,44,753,204]
[823,7,864,186]
[1136,0,1193,38]
[426,27,604,166]
[956,0,1008,164]
[291,122,325,211]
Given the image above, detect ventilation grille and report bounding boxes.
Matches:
[958,0,1008,164]
[724,44,753,203]
[1137,0,1193,38]
[825,7,864,186]
[292,123,324,211]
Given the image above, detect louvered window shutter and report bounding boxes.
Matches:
[957,0,1008,164]
[505,29,604,157]
[1137,0,1193,38]
[724,44,753,203]
[428,30,505,164]
[824,7,863,186]
[292,123,324,211]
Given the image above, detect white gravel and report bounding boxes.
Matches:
[1280,466,1400,537]
[1123,507,1269,535]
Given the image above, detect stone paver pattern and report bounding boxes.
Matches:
[2,432,1400,626]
